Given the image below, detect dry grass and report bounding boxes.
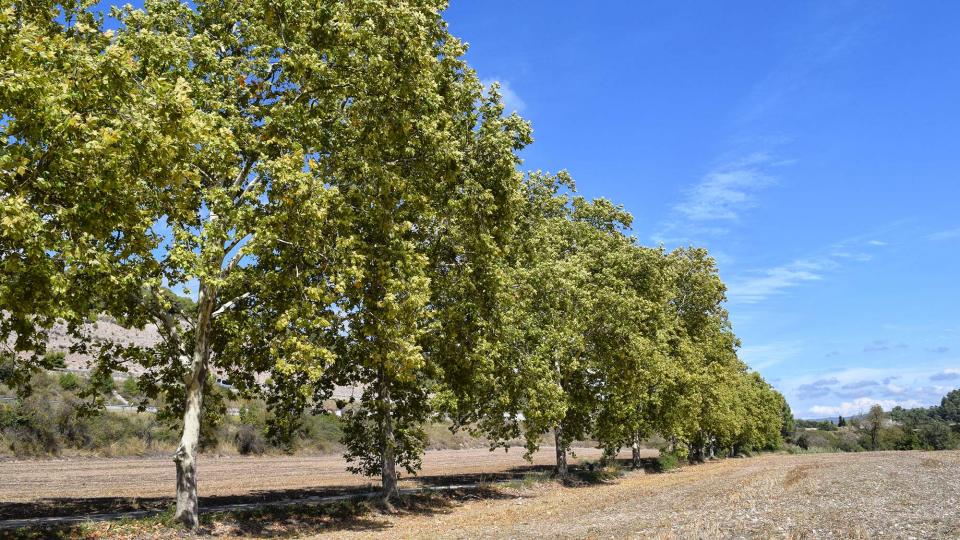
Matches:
[307,450,960,539]
[0,446,641,522]
[10,450,960,539]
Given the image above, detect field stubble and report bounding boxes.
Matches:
[4,449,960,539]
[320,450,960,539]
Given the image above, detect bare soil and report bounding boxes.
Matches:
[316,450,960,539]
[0,446,627,521]
[9,450,958,539]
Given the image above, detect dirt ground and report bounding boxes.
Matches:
[316,450,960,539]
[0,446,631,520]
[7,450,960,538]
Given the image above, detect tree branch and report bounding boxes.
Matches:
[212,292,251,319]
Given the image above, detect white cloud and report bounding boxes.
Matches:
[780,364,960,418]
[930,368,960,381]
[867,240,886,246]
[652,153,791,245]
[481,78,526,113]
[809,397,923,417]
[739,341,804,370]
[726,259,826,304]
[673,153,778,222]
[928,227,960,241]
[726,233,884,304]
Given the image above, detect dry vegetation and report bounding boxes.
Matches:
[344,450,959,540]
[6,450,960,539]
[0,446,626,520]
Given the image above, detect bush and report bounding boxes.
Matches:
[120,377,139,400]
[796,434,809,450]
[298,413,344,452]
[7,390,64,456]
[234,424,266,455]
[836,432,864,452]
[919,422,956,450]
[59,372,81,391]
[654,450,680,472]
[43,351,67,369]
[239,400,268,429]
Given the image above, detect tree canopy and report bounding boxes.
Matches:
[1,0,789,528]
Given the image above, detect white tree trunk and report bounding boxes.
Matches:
[554,427,568,479]
[173,283,215,529]
[380,378,398,501]
[631,436,642,469]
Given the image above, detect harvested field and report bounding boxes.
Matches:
[8,450,960,538]
[0,446,633,521]
[315,450,960,539]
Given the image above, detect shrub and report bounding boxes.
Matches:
[796,434,809,450]
[298,413,344,452]
[894,428,922,450]
[59,372,81,391]
[234,424,266,455]
[836,432,864,452]
[8,390,63,456]
[120,377,139,400]
[654,450,680,472]
[43,351,67,369]
[920,422,955,450]
[239,400,268,428]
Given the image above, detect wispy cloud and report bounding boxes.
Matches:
[796,378,839,399]
[725,235,887,304]
[863,340,909,353]
[840,380,879,390]
[734,7,872,126]
[726,258,827,304]
[653,153,790,244]
[930,368,960,381]
[739,341,804,370]
[928,227,960,241]
[481,78,526,113]
[778,364,960,418]
[673,153,779,222]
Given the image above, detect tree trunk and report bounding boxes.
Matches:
[631,434,642,469]
[554,427,568,479]
[380,378,398,501]
[173,284,215,529]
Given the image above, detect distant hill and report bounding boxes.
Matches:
[44,315,162,375]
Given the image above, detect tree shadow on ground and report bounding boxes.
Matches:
[197,487,512,538]
[1,460,630,521]
[0,484,370,521]
[3,488,513,539]
[2,459,645,538]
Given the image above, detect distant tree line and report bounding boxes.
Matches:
[0,0,787,528]
[791,390,960,453]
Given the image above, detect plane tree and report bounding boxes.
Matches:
[0,0,196,393]
[2,0,445,527]
[588,242,674,468]
[329,67,533,500]
[444,171,638,479]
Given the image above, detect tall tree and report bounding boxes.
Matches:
[448,172,635,479]
[330,61,532,500]
[11,0,411,527]
[589,242,673,468]
[866,404,884,450]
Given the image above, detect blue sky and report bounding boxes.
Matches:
[444,1,960,418]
